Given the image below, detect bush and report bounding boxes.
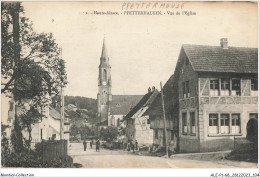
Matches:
[41,155,73,168]
[3,140,74,168]
[100,126,118,142]
[3,151,42,168]
[226,147,258,163]
[3,150,74,168]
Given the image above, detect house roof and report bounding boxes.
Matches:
[49,107,61,120]
[143,74,176,116]
[49,107,69,120]
[183,44,258,74]
[125,90,159,119]
[109,95,143,115]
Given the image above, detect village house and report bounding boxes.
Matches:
[144,38,258,154]
[124,87,159,146]
[177,38,258,152]
[143,75,179,152]
[7,100,70,145]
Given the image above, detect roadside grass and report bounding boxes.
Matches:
[225,147,258,163]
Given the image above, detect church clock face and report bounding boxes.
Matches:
[102,81,107,85]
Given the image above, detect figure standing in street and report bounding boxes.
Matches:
[131,141,135,153]
[135,140,138,151]
[123,140,127,151]
[96,139,100,152]
[90,139,93,149]
[83,140,87,151]
[127,141,130,151]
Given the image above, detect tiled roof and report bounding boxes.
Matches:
[125,90,159,119]
[183,44,258,73]
[49,107,69,120]
[49,107,61,120]
[110,95,143,115]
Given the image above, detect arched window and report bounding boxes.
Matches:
[103,69,107,80]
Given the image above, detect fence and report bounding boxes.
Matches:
[30,139,68,163]
[41,140,68,162]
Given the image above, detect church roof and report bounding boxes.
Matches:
[110,95,143,115]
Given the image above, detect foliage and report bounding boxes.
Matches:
[2,149,73,168]
[70,124,80,137]
[11,118,25,153]
[64,95,97,118]
[19,106,43,146]
[41,155,73,168]
[100,126,119,142]
[3,151,42,168]
[1,123,9,138]
[1,2,68,97]
[2,2,68,155]
[1,123,10,166]
[118,126,126,136]
[69,124,96,140]
[226,147,258,163]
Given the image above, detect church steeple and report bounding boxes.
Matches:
[99,37,111,68]
[101,37,108,61]
[97,37,112,126]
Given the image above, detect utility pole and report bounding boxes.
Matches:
[11,2,22,153]
[160,82,168,158]
[60,48,64,140]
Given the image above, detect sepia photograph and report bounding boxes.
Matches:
[1,0,259,177]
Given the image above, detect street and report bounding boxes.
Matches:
[68,143,258,168]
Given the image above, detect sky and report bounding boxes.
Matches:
[21,1,258,99]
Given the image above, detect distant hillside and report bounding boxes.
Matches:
[64,95,97,114]
[64,95,97,126]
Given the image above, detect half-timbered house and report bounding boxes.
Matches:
[178,38,258,152]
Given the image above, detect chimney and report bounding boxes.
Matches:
[148,87,151,93]
[220,38,228,49]
[152,86,155,92]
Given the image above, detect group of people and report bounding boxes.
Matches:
[123,139,138,153]
[83,139,100,152]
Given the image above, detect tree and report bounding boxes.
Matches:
[100,126,118,142]
[19,106,43,148]
[11,118,24,153]
[118,126,126,136]
[70,124,80,137]
[1,2,68,152]
[1,123,10,166]
[1,2,67,96]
